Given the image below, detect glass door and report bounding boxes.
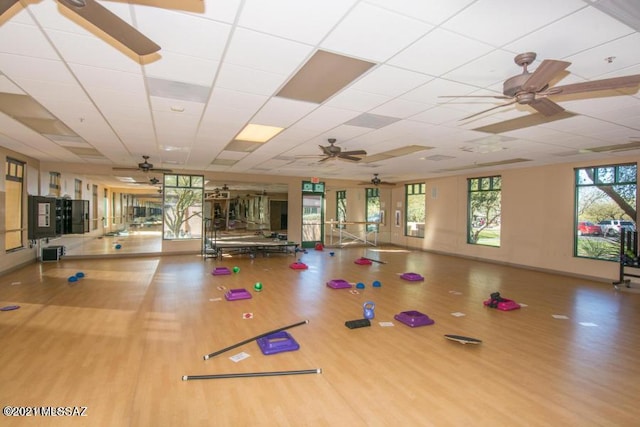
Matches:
[302,194,323,248]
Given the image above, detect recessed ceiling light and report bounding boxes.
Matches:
[235,124,284,143]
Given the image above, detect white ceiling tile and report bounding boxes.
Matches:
[150,96,205,117]
[0,76,23,94]
[560,94,640,117]
[45,30,141,73]
[370,98,430,119]
[388,28,495,76]
[322,2,434,62]
[564,33,640,79]
[215,63,288,96]
[136,8,232,60]
[325,88,390,112]
[0,54,76,85]
[442,0,586,47]
[216,150,248,160]
[364,0,475,25]
[199,105,254,136]
[0,22,58,59]
[402,78,482,105]
[206,87,268,114]
[289,106,361,132]
[443,50,523,88]
[350,65,434,97]
[184,0,243,24]
[225,28,314,75]
[415,106,473,126]
[70,64,145,93]
[86,91,150,122]
[239,0,357,44]
[7,80,88,110]
[504,7,635,62]
[251,97,318,128]
[144,51,219,87]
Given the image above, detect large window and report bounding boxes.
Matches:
[49,172,61,197]
[163,174,203,240]
[92,184,98,230]
[336,190,346,229]
[365,188,380,232]
[74,179,82,199]
[5,158,25,251]
[405,183,425,238]
[468,176,501,247]
[575,164,636,260]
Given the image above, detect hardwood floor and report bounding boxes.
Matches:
[1,247,639,426]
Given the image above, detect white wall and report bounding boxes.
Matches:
[390,156,639,282]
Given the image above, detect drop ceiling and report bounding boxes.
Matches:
[0,0,639,189]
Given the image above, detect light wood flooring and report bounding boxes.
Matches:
[1,247,639,426]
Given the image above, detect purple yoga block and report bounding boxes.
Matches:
[400,272,424,281]
[256,331,300,355]
[225,288,252,301]
[212,267,231,275]
[394,310,434,327]
[326,279,352,289]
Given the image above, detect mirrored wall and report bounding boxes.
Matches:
[55,182,288,258]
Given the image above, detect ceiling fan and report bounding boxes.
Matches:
[0,0,161,55]
[210,184,230,195]
[247,189,268,197]
[359,173,395,187]
[113,155,172,173]
[300,138,367,162]
[133,176,160,185]
[441,52,640,120]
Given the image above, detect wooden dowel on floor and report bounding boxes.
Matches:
[361,257,386,264]
[203,320,309,360]
[182,368,322,381]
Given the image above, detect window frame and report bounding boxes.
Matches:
[5,157,25,252]
[336,190,346,229]
[365,187,380,232]
[467,175,502,247]
[574,163,636,261]
[163,174,204,240]
[404,183,425,238]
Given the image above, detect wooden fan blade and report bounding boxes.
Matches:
[338,154,363,162]
[473,111,577,134]
[318,156,332,163]
[551,74,640,96]
[529,97,565,116]
[0,0,19,15]
[113,167,172,173]
[439,95,511,99]
[460,99,518,121]
[319,145,332,155]
[58,0,161,55]
[522,59,571,92]
[340,150,367,156]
